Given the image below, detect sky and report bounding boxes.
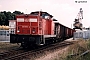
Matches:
[0,0,90,28]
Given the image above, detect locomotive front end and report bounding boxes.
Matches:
[10,11,56,48]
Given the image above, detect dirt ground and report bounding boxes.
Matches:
[0,42,20,53]
[36,47,68,60]
[0,38,79,60]
[35,38,79,60]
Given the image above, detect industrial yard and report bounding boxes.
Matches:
[0,0,90,60]
[0,9,90,60]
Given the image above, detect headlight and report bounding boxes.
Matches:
[32,30,35,33]
[17,30,20,32]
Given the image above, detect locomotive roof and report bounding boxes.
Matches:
[30,11,53,18]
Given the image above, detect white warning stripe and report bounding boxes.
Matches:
[29,18,37,22]
[17,18,24,22]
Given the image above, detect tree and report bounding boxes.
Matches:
[0,11,24,25]
[13,11,24,15]
[0,12,6,25]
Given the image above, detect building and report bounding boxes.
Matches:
[9,20,16,34]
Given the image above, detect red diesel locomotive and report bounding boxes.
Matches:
[10,11,75,48]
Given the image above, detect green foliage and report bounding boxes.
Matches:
[0,13,6,25]
[13,11,24,15]
[0,11,24,25]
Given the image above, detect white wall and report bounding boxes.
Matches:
[73,30,90,40]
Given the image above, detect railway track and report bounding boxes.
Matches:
[0,47,26,59]
[1,41,73,60]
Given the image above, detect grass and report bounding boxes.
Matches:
[54,39,90,60]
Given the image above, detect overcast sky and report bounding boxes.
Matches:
[0,0,89,28]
